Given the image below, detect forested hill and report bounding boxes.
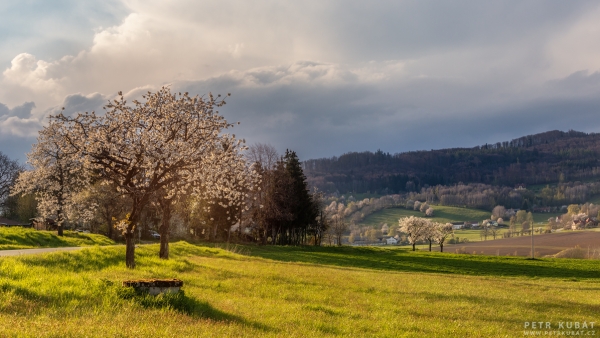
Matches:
[304,130,600,194]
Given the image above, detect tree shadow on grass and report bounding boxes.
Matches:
[117,287,274,333]
[413,290,600,321]
[17,246,124,272]
[246,245,600,279]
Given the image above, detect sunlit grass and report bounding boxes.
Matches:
[0,243,599,337]
[0,227,115,250]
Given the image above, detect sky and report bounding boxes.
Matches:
[2,1,600,163]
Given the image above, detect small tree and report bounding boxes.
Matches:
[480,224,490,241]
[419,202,429,213]
[422,220,436,251]
[491,205,506,221]
[381,223,389,235]
[330,215,348,246]
[521,221,530,234]
[516,210,527,224]
[425,207,434,217]
[12,120,88,236]
[567,204,580,215]
[434,223,454,252]
[348,232,356,244]
[489,226,501,239]
[399,216,428,251]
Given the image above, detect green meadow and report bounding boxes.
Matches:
[0,227,115,250]
[358,205,491,227]
[358,206,567,243]
[1,242,599,337]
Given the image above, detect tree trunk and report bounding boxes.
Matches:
[429,240,432,252]
[105,211,113,240]
[57,225,63,236]
[125,227,136,269]
[159,229,170,259]
[440,243,444,253]
[159,202,171,259]
[412,243,416,251]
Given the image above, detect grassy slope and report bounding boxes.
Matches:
[360,205,491,225]
[0,227,115,250]
[1,242,600,337]
[358,206,491,243]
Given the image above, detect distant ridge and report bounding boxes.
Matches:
[304,130,600,194]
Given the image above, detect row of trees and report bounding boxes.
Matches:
[324,195,403,224]
[10,88,259,268]
[249,148,326,246]
[398,216,453,252]
[305,130,600,194]
[407,181,600,211]
[6,88,336,269]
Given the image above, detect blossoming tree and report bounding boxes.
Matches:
[12,120,88,236]
[398,215,429,251]
[53,87,253,268]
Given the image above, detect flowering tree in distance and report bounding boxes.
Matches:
[434,222,454,252]
[54,87,244,268]
[399,216,429,251]
[12,120,88,236]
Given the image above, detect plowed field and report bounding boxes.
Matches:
[441,230,600,256]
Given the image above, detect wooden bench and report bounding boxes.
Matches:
[122,279,183,295]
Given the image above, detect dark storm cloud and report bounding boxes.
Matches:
[54,93,108,117]
[173,61,600,160]
[0,101,35,119]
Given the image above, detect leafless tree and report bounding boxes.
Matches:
[0,152,22,209]
[330,214,348,246]
[247,143,278,170]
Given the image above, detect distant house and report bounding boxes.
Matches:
[451,222,464,230]
[385,237,398,245]
[466,221,479,228]
[30,218,55,230]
